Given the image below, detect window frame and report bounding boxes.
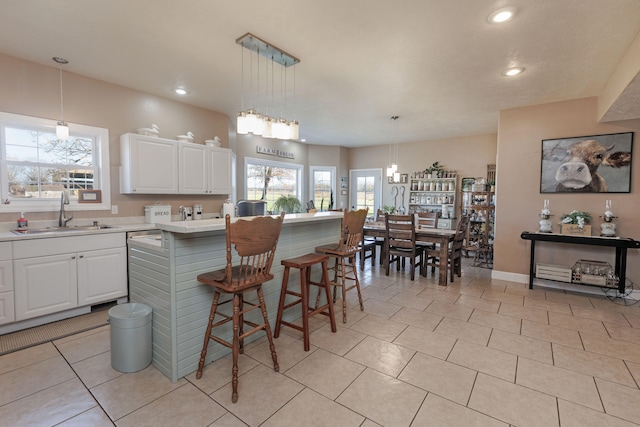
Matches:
[244,156,303,206]
[309,166,336,211]
[0,111,111,213]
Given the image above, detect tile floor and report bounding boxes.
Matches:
[2,259,640,426]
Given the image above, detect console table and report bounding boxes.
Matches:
[520,231,640,293]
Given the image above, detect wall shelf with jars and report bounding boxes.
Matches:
[408,172,457,230]
[460,189,495,261]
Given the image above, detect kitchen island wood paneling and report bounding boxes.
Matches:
[128,212,342,382]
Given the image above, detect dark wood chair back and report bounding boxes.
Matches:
[384,214,423,280]
[416,211,438,229]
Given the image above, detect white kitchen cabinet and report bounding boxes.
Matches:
[77,247,127,306]
[207,146,232,194]
[121,133,179,194]
[13,233,127,321]
[0,242,14,325]
[179,141,207,194]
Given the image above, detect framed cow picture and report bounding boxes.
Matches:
[540,132,633,193]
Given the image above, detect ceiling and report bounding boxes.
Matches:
[1,0,639,147]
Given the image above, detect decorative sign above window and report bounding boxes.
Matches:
[256,146,295,159]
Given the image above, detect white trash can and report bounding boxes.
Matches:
[109,303,152,373]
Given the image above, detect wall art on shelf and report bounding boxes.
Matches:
[540,132,633,193]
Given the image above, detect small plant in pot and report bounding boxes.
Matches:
[273,195,303,214]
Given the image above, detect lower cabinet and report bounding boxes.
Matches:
[0,242,14,325]
[13,233,127,322]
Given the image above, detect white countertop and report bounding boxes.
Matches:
[156,211,343,234]
[0,221,156,242]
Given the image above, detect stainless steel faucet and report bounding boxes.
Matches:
[59,191,73,227]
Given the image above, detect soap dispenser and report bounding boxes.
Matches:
[17,212,28,232]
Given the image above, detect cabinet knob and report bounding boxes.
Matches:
[71,256,76,260]
[79,255,84,259]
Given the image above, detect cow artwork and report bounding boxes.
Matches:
[541,133,633,193]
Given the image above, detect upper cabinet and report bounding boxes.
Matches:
[121,133,231,195]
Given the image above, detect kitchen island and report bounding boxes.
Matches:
[127,212,343,382]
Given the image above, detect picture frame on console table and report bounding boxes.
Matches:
[540,132,633,193]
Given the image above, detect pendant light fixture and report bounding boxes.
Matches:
[53,57,70,140]
[236,33,300,140]
[387,116,400,179]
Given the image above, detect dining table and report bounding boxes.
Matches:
[363,221,456,286]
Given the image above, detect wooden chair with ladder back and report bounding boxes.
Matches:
[195,212,285,403]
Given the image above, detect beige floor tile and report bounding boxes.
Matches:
[389,307,443,331]
[246,330,314,372]
[581,330,640,364]
[418,288,462,303]
[488,329,553,364]
[399,352,476,405]
[344,336,415,377]
[211,364,304,426]
[285,348,365,399]
[516,357,602,411]
[0,378,97,427]
[434,316,492,346]
[55,328,111,364]
[57,406,114,427]
[623,311,640,328]
[359,297,403,319]
[596,378,640,424]
[571,306,631,326]
[209,412,249,427]
[308,323,366,356]
[448,340,517,382]
[469,309,521,334]
[545,290,595,307]
[548,311,608,335]
[558,399,639,427]
[263,388,365,427]
[71,350,124,388]
[413,393,508,427]
[524,297,572,315]
[553,343,637,387]
[426,300,474,322]
[117,382,226,427]
[393,325,457,360]
[498,302,549,324]
[90,364,186,421]
[455,294,501,313]
[0,354,76,406]
[361,285,399,301]
[480,290,524,306]
[468,373,559,427]
[605,322,640,345]
[361,419,383,427]
[332,300,368,326]
[387,292,433,310]
[186,352,259,395]
[521,319,583,349]
[0,342,59,375]
[349,314,407,342]
[449,283,486,297]
[53,324,110,345]
[337,368,426,427]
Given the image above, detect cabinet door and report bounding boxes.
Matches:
[0,292,15,325]
[121,134,179,193]
[14,254,77,321]
[77,247,127,306]
[178,142,207,194]
[207,147,231,194]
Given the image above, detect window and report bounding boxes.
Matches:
[309,166,336,211]
[350,169,382,217]
[245,157,303,212]
[0,112,111,212]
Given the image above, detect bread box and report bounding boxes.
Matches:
[144,205,172,224]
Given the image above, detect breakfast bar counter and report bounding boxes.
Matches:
[127,212,342,382]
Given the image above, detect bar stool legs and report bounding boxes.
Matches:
[275,253,337,351]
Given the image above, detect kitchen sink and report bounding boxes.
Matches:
[11,224,117,235]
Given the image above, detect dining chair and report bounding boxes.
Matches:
[425,215,470,283]
[415,211,439,251]
[384,214,424,281]
[195,212,285,403]
[316,208,368,323]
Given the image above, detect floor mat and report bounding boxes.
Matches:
[0,309,111,355]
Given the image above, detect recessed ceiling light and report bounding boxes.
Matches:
[174,88,187,95]
[502,67,525,76]
[488,7,517,24]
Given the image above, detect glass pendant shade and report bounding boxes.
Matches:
[289,120,299,140]
[393,171,400,182]
[262,117,274,138]
[386,166,394,177]
[237,112,249,134]
[56,121,69,140]
[274,118,288,139]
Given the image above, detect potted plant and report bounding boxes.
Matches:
[424,161,444,178]
[559,210,592,235]
[273,195,302,214]
[381,205,396,214]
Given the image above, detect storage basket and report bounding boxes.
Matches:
[536,263,572,283]
[560,224,591,236]
[571,259,619,288]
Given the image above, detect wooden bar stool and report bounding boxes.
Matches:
[274,253,337,351]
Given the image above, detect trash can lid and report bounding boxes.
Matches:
[109,303,152,328]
